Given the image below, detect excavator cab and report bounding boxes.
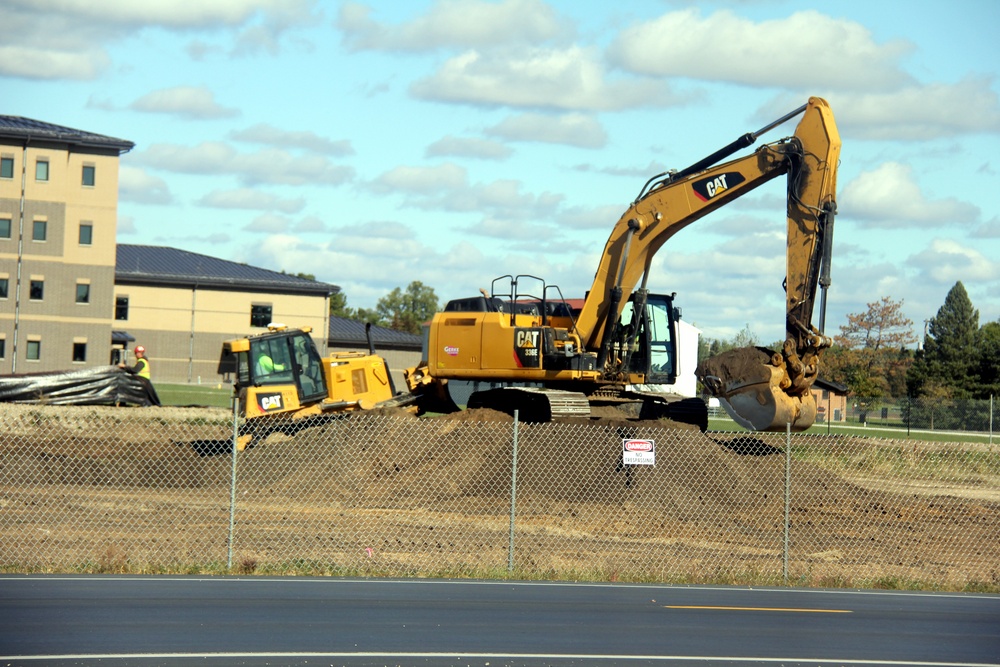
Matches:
[605,292,679,384]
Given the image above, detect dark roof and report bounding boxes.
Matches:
[328,316,422,349]
[814,377,849,394]
[0,115,134,154]
[116,244,338,296]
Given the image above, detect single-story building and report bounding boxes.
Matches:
[115,244,337,384]
[811,377,849,423]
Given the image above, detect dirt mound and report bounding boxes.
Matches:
[237,409,850,519]
[0,404,233,487]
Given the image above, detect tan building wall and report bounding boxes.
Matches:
[812,386,848,423]
[114,283,331,384]
[1,139,121,374]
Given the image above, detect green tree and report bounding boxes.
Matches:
[907,281,979,399]
[281,270,316,281]
[329,291,356,319]
[374,281,439,334]
[697,325,758,365]
[974,320,1000,398]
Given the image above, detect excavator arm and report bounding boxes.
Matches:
[575,97,841,431]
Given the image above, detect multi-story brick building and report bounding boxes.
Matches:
[1,116,134,375]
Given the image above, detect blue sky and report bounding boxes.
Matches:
[3,0,998,344]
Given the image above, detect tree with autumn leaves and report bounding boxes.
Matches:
[824,296,917,398]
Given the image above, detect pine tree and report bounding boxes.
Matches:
[974,321,1000,398]
[907,281,979,399]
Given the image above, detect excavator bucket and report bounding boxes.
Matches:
[697,346,817,432]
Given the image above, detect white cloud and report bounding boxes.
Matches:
[486,113,607,149]
[134,141,354,187]
[369,163,564,224]
[118,165,173,205]
[0,0,317,80]
[293,215,327,233]
[130,85,240,120]
[972,215,1000,239]
[336,0,572,52]
[20,0,314,29]
[332,221,417,241]
[410,47,682,111]
[840,162,980,227]
[229,123,354,156]
[425,136,512,160]
[607,8,912,92]
[0,44,109,80]
[244,213,292,233]
[117,215,137,235]
[909,239,1000,285]
[198,188,305,213]
[371,163,468,194]
[554,204,629,231]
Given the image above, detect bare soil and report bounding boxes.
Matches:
[1,403,997,587]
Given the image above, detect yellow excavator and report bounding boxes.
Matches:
[220,324,415,448]
[405,96,841,432]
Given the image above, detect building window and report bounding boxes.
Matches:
[250,304,273,328]
[79,223,93,245]
[72,342,87,362]
[76,283,90,304]
[0,156,13,179]
[115,296,129,321]
[82,165,95,187]
[0,338,5,359]
[27,340,41,361]
[0,277,8,299]
[29,279,44,300]
[32,220,47,242]
[35,159,49,182]
[0,218,11,239]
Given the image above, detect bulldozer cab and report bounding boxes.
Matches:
[239,329,328,404]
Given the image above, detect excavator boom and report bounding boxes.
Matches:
[571,97,840,431]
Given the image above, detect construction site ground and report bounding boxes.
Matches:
[1,404,997,589]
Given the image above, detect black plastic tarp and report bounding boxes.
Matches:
[0,366,160,406]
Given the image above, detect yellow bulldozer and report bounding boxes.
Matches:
[220,324,415,448]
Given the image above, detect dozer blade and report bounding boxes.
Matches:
[697,346,816,432]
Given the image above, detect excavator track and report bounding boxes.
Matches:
[467,387,591,422]
[588,386,708,431]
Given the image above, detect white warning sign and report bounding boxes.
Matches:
[622,438,655,466]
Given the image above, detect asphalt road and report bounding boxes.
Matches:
[1,575,998,666]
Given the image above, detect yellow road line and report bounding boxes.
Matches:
[664,605,852,613]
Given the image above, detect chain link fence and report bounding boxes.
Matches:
[845,396,997,436]
[1,403,997,588]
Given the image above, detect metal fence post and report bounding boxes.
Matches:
[783,422,791,584]
[227,393,239,570]
[507,409,520,572]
